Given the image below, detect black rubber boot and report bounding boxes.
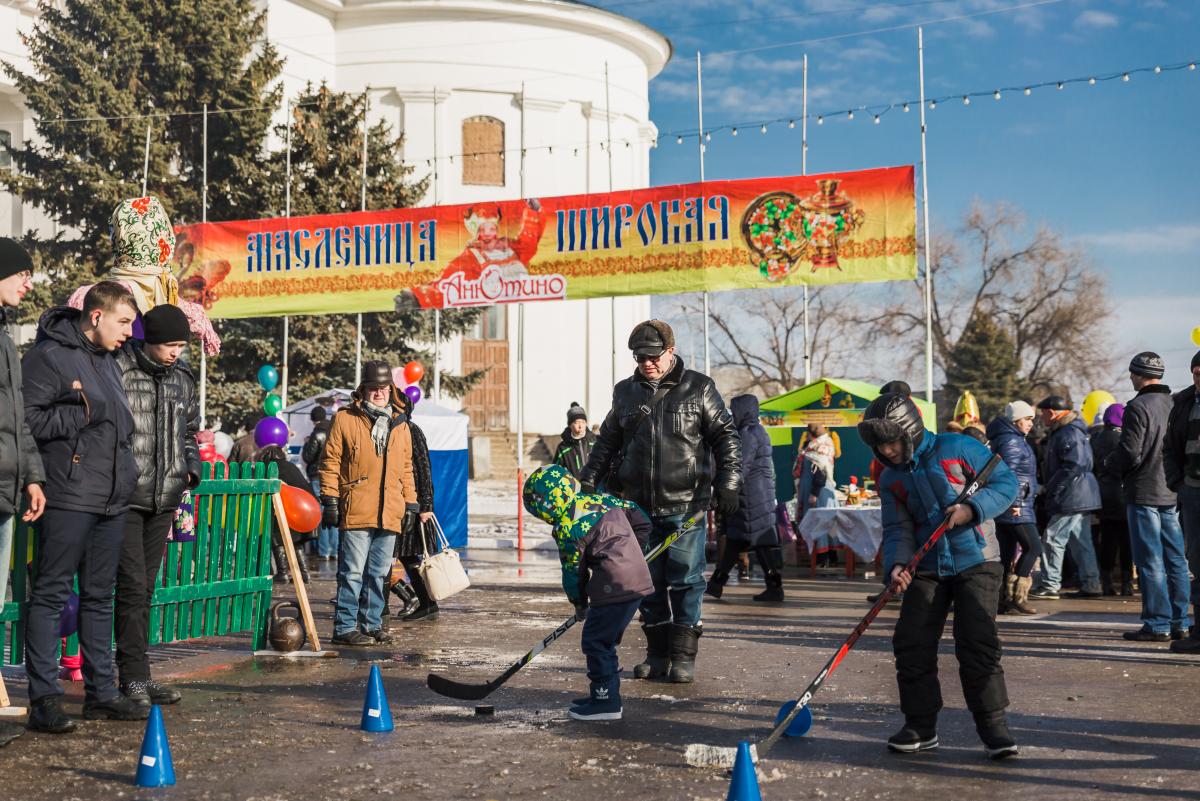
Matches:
[271,542,291,583]
[705,571,729,600]
[402,570,439,621]
[887,716,938,753]
[667,624,702,684]
[632,623,671,679]
[974,711,1019,759]
[753,572,784,603]
[293,544,310,584]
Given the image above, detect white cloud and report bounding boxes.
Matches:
[1075,9,1119,29]
[1079,224,1200,254]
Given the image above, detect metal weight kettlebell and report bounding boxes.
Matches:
[269,601,306,652]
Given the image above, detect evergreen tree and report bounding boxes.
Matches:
[203,85,480,433]
[942,310,1026,422]
[2,0,283,323]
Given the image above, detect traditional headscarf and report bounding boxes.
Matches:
[108,196,179,313]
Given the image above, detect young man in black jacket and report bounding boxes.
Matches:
[22,281,147,732]
[114,303,200,707]
[579,320,742,684]
[302,406,338,560]
[553,402,596,481]
[0,239,46,607]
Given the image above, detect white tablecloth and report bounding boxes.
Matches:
[797,507,883,561]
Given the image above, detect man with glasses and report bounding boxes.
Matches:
[0,239,45,745]
[580,320,741,683]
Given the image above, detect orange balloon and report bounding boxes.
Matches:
[280,483,322,534]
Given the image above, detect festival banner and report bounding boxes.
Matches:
[173,165,916,319]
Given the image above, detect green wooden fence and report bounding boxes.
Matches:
[2,461,278,665]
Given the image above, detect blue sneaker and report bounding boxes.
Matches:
[569,680,622,721]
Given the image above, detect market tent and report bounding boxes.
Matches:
[760,378,937,501]
[282,391,469,548]
[411,399,470,549]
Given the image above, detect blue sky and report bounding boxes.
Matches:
[596,0,1199,393]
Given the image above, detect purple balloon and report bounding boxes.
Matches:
[131,314,145,341]
[254,416,289,449]
[59,591,79,638]
[404,385,422,406]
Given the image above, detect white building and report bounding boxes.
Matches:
[0,0,671,443]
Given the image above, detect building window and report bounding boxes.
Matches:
[462,116,504,186]
[467,305,506,340]
[0,131,11,169]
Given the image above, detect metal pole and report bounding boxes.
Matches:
[517,82,526,552]
[802,53,812,385]
[432,87,442,403]
[357,90,368,385]
[200,104,208,427]
[605,62,616,387]
[141,120,152,196]
[697,52,710,376]
[918,28,935,403]
[282,100,291,408]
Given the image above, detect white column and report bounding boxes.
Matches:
[918,28,935,403]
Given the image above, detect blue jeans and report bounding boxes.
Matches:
[1127,504,1191,633]
[1036,513,1101,594]
[311,479,339,558]
[334,528,396,636]
[639,513,707,628]
[0,513,12,605]
[1178,485,1200,608]
[581,598,642,685]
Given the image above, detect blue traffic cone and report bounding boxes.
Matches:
[135,705,176,787]
[360,664,394,732]
[774,699,814,737]
[726,741,762,801]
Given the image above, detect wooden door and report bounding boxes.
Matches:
[461,307,509,431]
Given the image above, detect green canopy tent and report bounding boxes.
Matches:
[760,378,937,502]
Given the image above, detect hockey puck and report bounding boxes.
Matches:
[474,705,495,716]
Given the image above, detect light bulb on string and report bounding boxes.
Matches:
[962,96,970,105]
[873,115,880,125]
[731,128,738,136]
[676,136,683,144]
[902,103,910,112]
[760,124,767,134]
[1024,87,1031,95]
[1122,73,1130,82]
[1088,77,1096,85]
[929,99,937,109]
[705,132,711,141]
[1057,82,1064,90]
[1190,63,1196,70]
[1154,66,1162,74]
[816,115,824,125]
[788,120,795,128]
[993,90,1001,100]
[847,110,854,120]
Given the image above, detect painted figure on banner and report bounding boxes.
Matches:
[399,198,549,309]
[173,232,232,312]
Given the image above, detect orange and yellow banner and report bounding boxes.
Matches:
[173,165,916,318]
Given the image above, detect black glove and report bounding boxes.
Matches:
[716,485,740,516]
[579,481,595,495]
[573,602,588,621]
[321,496,339,528]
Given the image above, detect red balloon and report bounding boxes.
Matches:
[403,360,425,385]
[279,483,322,534]
[199,444,217,462]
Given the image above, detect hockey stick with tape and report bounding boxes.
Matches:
[427,510,705,701]
[685,453,1004,768]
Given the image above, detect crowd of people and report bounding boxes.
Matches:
[3,216,1197,759]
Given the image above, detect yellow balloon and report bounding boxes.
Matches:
[1192,325,1200,347]
[1082,390,1117,428]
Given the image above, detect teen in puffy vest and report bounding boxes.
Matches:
[524,465,652,722]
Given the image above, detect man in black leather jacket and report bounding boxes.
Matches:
[114,303,200,708]
[579,319,741,683]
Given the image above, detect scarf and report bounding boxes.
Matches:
[362,401,393,455]
[109,196,180,313]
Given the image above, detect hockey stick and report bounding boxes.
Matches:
[685,454,1003,768]
[427,510,706,701]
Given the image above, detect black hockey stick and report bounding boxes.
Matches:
[427,511,705,701]
[686,454,1003,767]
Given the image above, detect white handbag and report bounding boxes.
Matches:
[416,515,470,601]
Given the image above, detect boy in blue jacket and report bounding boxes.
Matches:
[858,393,1019,760]
[523,464,653,721]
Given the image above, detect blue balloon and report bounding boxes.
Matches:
[774,700,814,737]
[257,365,279,391]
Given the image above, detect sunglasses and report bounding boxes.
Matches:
[634,352,667,364]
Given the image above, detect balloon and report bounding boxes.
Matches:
[403,361,425,385]
[257,364,279,391]
[391,366,407,387]
[263,393,283,416]
[1192,326,1200,347]
[59,591,79,638]
[1081,390,1117,428]
[404,384,422,406]
[199,443,217,462]
[279,484,322,534]
[213,431,235,458]
[131,314,145,342]
[254,416,289,449]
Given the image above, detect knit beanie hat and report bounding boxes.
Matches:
[142,303,191,345]
[1129,351,1165,379]
[567,402,587,424]
[1004,400,1035,422]
[0,237,33,281]
[1103,403,1125,428]
[310,406,327,423]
